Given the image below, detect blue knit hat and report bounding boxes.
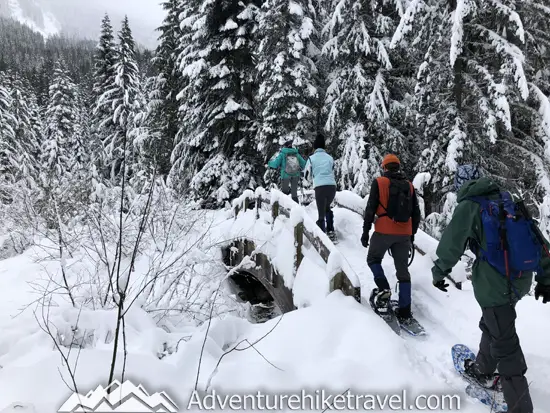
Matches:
[454,164,481,191]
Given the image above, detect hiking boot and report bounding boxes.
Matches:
[464,359,501,390]
[327,231,337,242]
[374,289,391,309]
[395,305,412,322]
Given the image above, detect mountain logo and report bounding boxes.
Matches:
[57,379,178,412]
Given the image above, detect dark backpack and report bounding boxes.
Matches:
[467,192,542,281]
[380,178,413,223]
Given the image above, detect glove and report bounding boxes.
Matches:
[433,279,449,292]
[361,232,369,248]
[535,283,550,303]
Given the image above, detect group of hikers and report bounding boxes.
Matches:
[268,134,338,240]
[268,135,550,413]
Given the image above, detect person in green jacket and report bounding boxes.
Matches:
[431,165,550,413]
[267,141,306,203]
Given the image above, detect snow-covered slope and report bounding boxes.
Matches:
[0,0,162,47]
[0,0,60,37]
[1,199,549,413]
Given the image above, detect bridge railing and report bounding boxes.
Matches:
[232,188,362,304]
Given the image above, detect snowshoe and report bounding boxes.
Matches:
[369,288,400,335]
[452,344,503,392]
[465,384,507,412]
[390,300,426,336]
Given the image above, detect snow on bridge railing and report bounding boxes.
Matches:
[232,187,464,291]
[232,187,362,305]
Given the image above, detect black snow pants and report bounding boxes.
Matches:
[475,304,532,413]
[366,232,411,311]
[315,185,336,232]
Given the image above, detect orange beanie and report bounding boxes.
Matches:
[381,154,400,167]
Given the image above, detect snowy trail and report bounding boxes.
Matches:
[1,198,550,412]
[323,203,550,411]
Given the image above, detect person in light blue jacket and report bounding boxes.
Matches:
[304,134,337,238]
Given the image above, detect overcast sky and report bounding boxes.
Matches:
[41,0,165,48]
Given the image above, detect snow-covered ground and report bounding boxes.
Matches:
[0,194,549,412]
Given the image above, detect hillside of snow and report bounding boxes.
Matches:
[0,198,550,412]
[0,0,60,37]
[0,0,162,47]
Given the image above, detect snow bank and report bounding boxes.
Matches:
[4,193,550,413]
[231,189,255,210]
[334,190,366,215]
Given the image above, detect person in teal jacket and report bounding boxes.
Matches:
[304,134,337,238]
[267,141,306,203]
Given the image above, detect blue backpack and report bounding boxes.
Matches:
[467,192,542,280]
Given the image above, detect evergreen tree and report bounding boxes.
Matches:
[92,14,118,176]
[41,60,80,187]
[514,0,550,236]
[149,0,184,178]
[255,0,319,159]
[172,0,261,205]
[103,16,141,184]
[393,1,536,221]
[5,73,42,184]
[322,0,414,195]
[169,0,202,192]
[0,76,16,192]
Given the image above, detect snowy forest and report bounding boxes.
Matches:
[1,0,550,239]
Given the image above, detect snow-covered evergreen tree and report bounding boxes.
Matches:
[92,14,118,177]
[255,0,320,159]
[103,16,142,184]
[392,1,539,229]
[41,60,80,188]
[5,74,42,184]
[0,76,16,193]
[322,0,414,195]
[171,0,261,205]
[148,0,184,178]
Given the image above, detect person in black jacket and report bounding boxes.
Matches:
[361,154,421,321]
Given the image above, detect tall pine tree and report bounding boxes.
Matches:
[322,0,414,195]
[0,75,16,194]
[103,16,141,184]
[255,0,320,159]
[41,60,80,188]
[92,14,118,178]
[171,0,261,205]
[149,0,184,178]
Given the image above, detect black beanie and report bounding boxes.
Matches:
[314,133,325,150]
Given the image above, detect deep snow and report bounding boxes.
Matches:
[0,193,549,412]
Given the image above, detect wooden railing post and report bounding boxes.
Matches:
[255,195,262,220]
[272,201,279,221]
[294,221,304,274]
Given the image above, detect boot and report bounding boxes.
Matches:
[464,359,501,390]
[396,304,412,321]
[374,288,391,309]
[316,219,326,232]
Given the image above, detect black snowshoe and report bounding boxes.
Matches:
[369,288,400,335]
